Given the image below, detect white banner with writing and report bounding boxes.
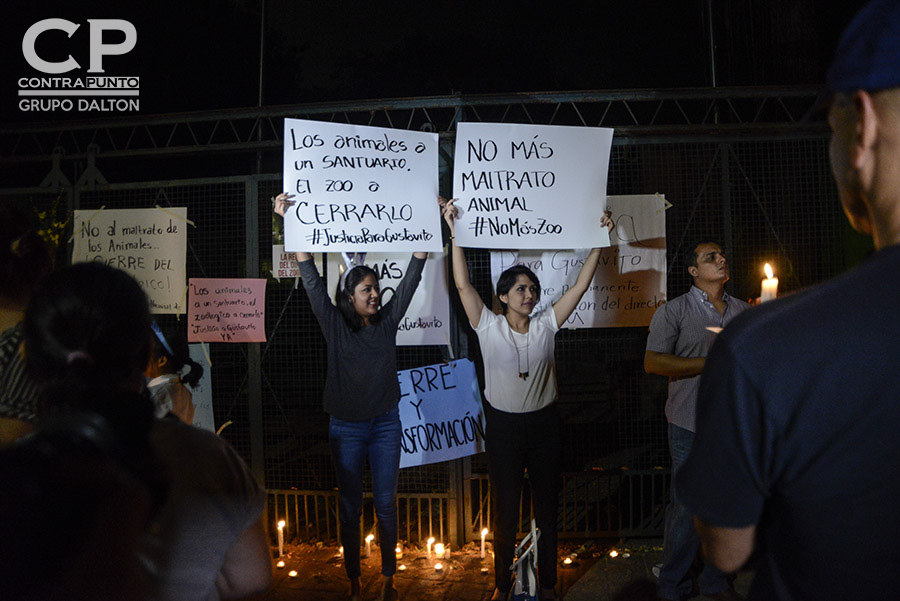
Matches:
[489,194,667,328]
[398,359,485,468]
[72,208,188,314]
[452,122,613,249]
[326,252,450,346]
[282,119,441,253]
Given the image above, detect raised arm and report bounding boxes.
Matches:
[273,192,311,263]
[552,247,601,328]
[551,211,613,328]
[442,199,486,328]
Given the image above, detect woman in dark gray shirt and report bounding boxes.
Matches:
[275,192,428,601]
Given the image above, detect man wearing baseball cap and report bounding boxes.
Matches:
[677,1,900,599]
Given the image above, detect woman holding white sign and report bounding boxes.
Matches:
[443,198,610,601]
[275,192,430,601]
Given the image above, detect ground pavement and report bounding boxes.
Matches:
[263,539,753,601]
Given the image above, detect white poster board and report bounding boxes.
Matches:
[489,194,667,328]
[188,343,214,432]
[282,119,441,253]
[451,122,613,249]
[325,252,449,346]
[398,359,485,468]
[72,208,188,314]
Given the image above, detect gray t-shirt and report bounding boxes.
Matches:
[645,286,749,431]
[140,417,265,601]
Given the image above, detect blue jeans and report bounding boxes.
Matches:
[329,406,401,579]
[659,423,731,600]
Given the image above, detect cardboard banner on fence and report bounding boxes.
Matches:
[398,359,485,468]
[187,278,267,342]
[282,119,442,253]
[72,207,188,314]
[326,252,450,346]
[451,122,613,249]
[489,194,667,328]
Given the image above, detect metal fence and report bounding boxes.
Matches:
[0,87,855,546]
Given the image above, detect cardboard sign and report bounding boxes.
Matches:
[326,252,450,346]
[452,122,613,249]
[489,194,667,327]
[72,208,188,314]
[187,278,267,342]
[282,119,441,252]
[398,359,485,468]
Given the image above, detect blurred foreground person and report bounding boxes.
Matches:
[679,2,900,599]
[14,262,271,600]
[0,204,53,445]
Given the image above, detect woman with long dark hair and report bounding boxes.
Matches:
[275,191,432,601]
[443,198,610,601]
[146,323,205,424]
[19,262,272,601]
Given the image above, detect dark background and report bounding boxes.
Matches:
[1,0,869,122]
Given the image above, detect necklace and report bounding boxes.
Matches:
[507,318,530,380]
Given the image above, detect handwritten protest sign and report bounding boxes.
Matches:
[326,252,449,346]
[72,208,187,314]
[398,359,484,468]
[490,194,667,328]
[187,278,267,343]
[282,119,441,253]
[452,122,613,249]
[188,343,214,432]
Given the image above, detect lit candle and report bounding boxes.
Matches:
[609,549,619,558]
[276,560,285,569]
[288,570,298,578]
[434,543,445,559]
[434,562,443,572]
[426,537,435,559]
[761,263,778,302]
[339,546,344,557]
[365,534,375,558]
[395,544,403,559]
[398,564,407,572]
[480,528,488,559]
[277,520,285,557]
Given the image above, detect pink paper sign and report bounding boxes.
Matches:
[188,278,267,343]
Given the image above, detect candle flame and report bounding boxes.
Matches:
[609,549,619,558]
[366,534,375,542]
[399,564,406,571]
[277,520,285,529]
[288,570,298,578]
[563,557,573,565]
[434,563,443,571]
[427,537,435,545]
[276,560,285,568]
[481,528,489,537]
[764,263,774,279]
[434,543,445,556]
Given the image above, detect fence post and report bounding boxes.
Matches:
[246,178,265,488]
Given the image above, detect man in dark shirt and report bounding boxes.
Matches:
[678,2,900,599]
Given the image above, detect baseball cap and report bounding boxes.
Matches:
[827,0,900,93]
